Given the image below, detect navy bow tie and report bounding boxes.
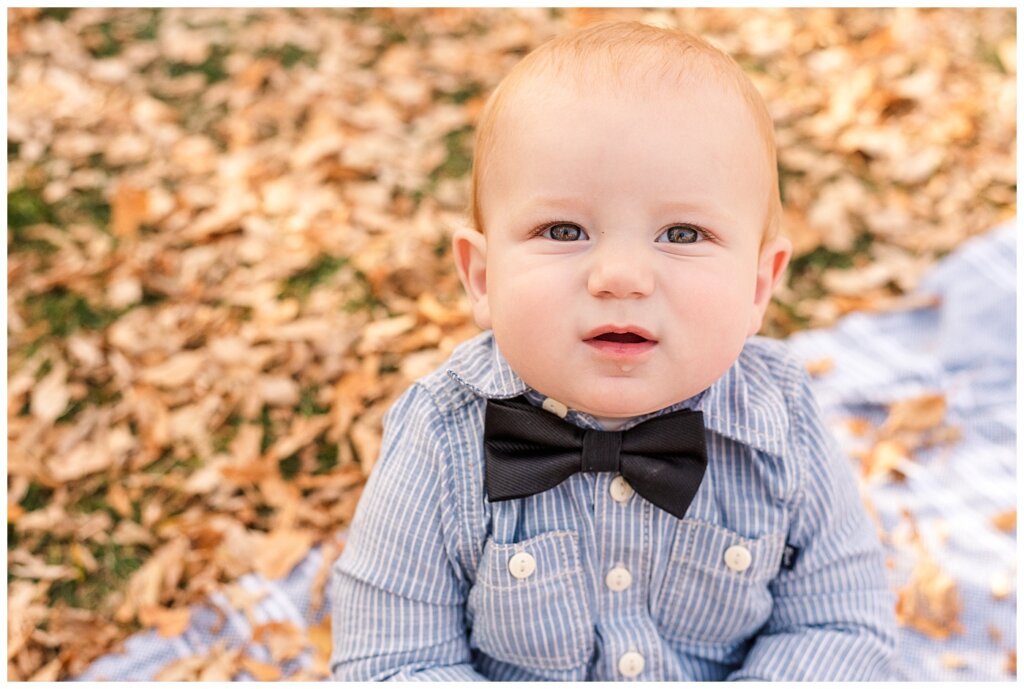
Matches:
[483,395,708,519]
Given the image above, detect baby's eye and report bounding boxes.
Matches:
[656,224,706,244]
[541,223,589,241]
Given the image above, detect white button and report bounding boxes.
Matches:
[618,650,645,678]
[605,566,633,592]
[508,552,536,579]
[724,545,752,573]
[609,475,634,503]
[541,397,568,418]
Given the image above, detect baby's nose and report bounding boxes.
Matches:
[587,244,654,299]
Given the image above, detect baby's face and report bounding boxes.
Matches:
[456,77,790,418]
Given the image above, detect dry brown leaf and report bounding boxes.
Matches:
[881,393,947,435]
[308,614,333,660]
[860,439,910,482]
[239,656,283,681]
[9,501,26,523]
[138,604,192,637]
[252,621,306,663]
[251,528,316,580]
[1006,651,1016,675]
[895,511,964,640]
[111,184,149,240]
[116,536,190,623]
[357,314,418,355]
[29,657,63,682]
[940,652,967,670]
[991,508,1016,533]
[804,357,834,377]
[844,417,873,437]
[30,359,71,424]
[990,571,1013,601]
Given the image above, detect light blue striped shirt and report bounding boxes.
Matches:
[329,331,896,681]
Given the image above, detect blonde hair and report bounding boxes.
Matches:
[468,20,782,246]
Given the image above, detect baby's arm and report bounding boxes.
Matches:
[329,384,487,681]
[727,374,897,681]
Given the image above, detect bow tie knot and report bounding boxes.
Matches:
[483,395,708,519]
[581,430,622,473]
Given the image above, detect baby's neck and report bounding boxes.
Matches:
[592,415,638,431]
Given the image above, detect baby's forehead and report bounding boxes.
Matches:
[496,63,763,142]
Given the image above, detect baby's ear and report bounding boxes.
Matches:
[452,226,492,330]
[748,235,792,336]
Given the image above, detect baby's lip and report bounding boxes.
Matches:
[582,325,658,343]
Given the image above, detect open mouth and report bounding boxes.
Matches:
[584,327,658,358]
[592,332,650,344]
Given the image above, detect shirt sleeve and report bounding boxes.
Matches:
[727,372,897,681]
[329,383,488,681]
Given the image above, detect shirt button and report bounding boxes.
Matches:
[605,566,633,592]
[724,544,752,573]
[508,552,536,579]
[609,475,634,503]
[618,650,645,678]
[541,397,568,418]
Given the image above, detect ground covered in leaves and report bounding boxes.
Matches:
[6,7,1016,681]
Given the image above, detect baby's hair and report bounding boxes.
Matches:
[468,20,782,247]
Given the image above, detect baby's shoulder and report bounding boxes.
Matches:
[401,330,496,418]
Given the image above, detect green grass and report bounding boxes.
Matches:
[431,125,474,182]
[47,541,150,611]
[279,254,348,301]
[436,81,484,105]
[315,441,339,474]
[56,384,123,425]
[22,288,123,339]
[298,385,330,417]
[257,42,318,69]
[166,44,231,84]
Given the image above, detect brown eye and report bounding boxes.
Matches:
[658,224,705,244]
[543,223,588,241]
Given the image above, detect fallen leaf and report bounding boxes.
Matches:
[991,508,1016,533]
[111,184,149,240]
[252,621,306,663]
[895,511,963,640]
[138,604,192,637]
[940,652,967,670]
[881,394,947,435]
[30,359,71,424]
[861,439,910,482]
[239,656,282,681]
[251,528,315,580]
[990,571,1013,601]
[804,357,834,376]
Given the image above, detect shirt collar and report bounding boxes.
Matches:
[445,330,787,457]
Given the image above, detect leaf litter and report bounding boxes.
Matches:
[6,7,1016,680]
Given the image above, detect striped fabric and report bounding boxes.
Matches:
[329,330,897,680]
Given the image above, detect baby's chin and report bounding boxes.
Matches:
[552,384,700,420]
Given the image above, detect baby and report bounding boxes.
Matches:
[330,21,896,681]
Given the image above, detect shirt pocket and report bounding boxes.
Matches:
[652,520,785,645]
[468,530,592,672]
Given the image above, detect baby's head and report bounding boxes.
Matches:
[453,21,792,419]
